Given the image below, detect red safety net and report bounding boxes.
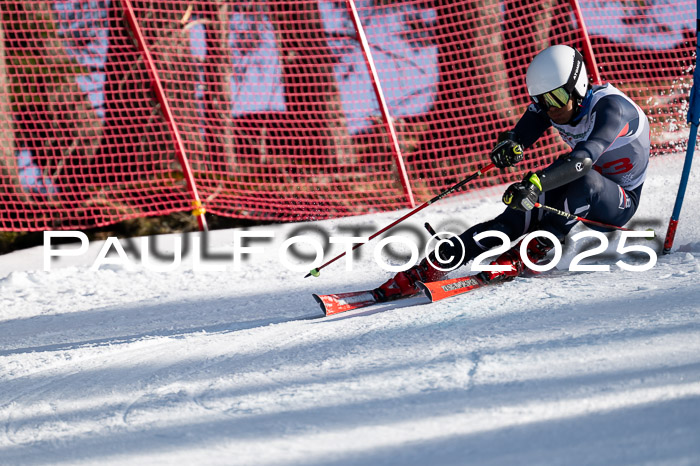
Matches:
[0,0,694,231]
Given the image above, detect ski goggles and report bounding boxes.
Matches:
[532,87,571,111]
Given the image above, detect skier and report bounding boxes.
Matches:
[375,44,651,301]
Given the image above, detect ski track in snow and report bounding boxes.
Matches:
[1,153,700,465]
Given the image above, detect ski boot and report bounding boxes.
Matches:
[478,236,554,283]
[374,255,449,302]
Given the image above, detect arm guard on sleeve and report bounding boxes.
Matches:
[537,153,593,192]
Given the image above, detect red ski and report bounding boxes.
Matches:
[418,267,549,302]
[315,274,495,315]
[313,290,381,316]
[313,289,424,316]
[314,274,491,315]
[416,274,490,302]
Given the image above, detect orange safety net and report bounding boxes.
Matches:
[0,0,694,231]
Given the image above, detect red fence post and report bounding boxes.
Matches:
[120,0,208,231]
[344,0,416,208]
[569,0,602,85]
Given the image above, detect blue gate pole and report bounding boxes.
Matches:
[663,1,700,254]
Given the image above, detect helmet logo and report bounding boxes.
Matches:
[572,59,581,81]
[567,52,583,94]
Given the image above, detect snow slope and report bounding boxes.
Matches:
[1,153,700,465]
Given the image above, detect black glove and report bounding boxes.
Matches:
[490,131,524,169]
[502,172,542,211]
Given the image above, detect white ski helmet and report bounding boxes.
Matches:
[526,45,588,102]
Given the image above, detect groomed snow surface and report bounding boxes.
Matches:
[1,153,700,465]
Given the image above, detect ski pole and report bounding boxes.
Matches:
[534,202,652,234]
[305,163,496,278]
